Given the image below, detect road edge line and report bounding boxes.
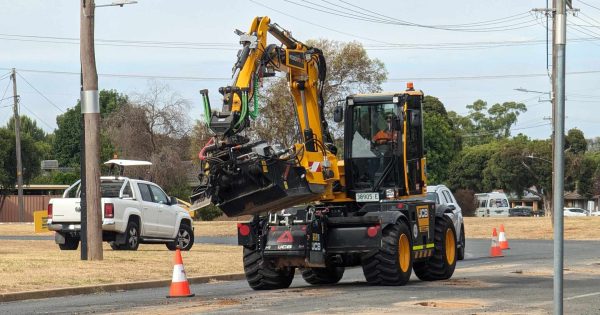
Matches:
[0,273,246,303]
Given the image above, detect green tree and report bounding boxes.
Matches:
[53,90,127,167]
[565,128,587,154]
[422,96,461,183]
[447,141,500,192]
[252,39,387,148]
[452,100,527,147]
[0,128,43,188]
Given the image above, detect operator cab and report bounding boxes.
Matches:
[337,84,426,201]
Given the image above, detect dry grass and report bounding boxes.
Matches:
[464,217,600,240]
[0,221,241,237]
[0,241,242,294]
[4,217,600,240]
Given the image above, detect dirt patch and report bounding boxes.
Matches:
[457,263,520,273]
[395,298,487,310]
[430,278,494,288]
[115,298,242,315]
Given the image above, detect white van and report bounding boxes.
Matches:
[475,192,510,217]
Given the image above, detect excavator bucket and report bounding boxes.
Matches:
[190,152,323,217]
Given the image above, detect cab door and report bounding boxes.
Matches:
[148,184,177,237]
[136,183,159,235]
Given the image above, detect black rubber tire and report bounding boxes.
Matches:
[109,242,124,250]
[58,234,79,250]
[122,221,140,251]
[457,224,465,261]
[301,266,345,285]
[243,246,295,290]
[166,223,194,251]
[361,220,413,286]
[413,216,457,281]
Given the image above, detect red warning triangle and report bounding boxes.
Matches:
[277,230,294,243]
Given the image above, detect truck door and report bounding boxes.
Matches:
[148,185,177,237]
[136,183,159,235]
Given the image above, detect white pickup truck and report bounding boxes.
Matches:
[47,173,194,251]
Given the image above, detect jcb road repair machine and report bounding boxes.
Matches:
[191,17,457,289]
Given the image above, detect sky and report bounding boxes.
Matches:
[0,0,599,140]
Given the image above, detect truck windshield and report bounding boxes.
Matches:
[349,103,398,189]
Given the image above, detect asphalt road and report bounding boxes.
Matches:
[2,239,600,315]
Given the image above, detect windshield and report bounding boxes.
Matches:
[349,103,399,190]
[351,103,397,158]
[425,192,439,204]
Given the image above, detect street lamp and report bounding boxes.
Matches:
[96,0,138,7]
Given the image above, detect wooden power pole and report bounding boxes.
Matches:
[11,69,24,223]
[80,0,103,260]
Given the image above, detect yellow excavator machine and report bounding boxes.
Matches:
[191,17,458,290]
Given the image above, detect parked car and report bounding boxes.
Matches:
[509,207,533,217]
[563,207,589,217]
[47,160,194,251]
[425,185,465,260]
[591,211,600,217]
[475,192,510,217]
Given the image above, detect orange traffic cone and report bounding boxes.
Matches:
[498,224,510,250]
[490,228,504,258]
[167,248,195,298]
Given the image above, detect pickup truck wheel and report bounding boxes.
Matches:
[166,223,194,251]
[58,234,79,250]
[122,221,140,251]
[109,242,124,250]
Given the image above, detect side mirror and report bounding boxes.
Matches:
[170,196,178,206]
[333,106,344,123]
[444,204,456,213]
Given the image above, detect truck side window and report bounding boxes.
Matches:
[137,183,153,202]
[149,185,169,204]
[122,183,133,198]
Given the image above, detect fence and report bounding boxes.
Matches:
[0,195,59,222]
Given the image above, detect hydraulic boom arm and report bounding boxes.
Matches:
[192,17,347,217]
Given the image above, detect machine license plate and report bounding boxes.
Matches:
[356,193,380,202]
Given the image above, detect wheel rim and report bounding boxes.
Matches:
[129,226,138,248]
[445,228,456,264]
[177,228,190,249]
[398,233,410,272]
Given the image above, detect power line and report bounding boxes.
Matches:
[16,72,65,113]
[18,102,55,130]
[579,0,600,12]
[0,67,229,82]
[3,66,600,83]
[0,80,11,108]
[283,0,539,32]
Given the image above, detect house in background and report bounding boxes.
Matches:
[507,190,542,211]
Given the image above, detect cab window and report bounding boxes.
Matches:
[137,183,153,202]
[149,185,169,204]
